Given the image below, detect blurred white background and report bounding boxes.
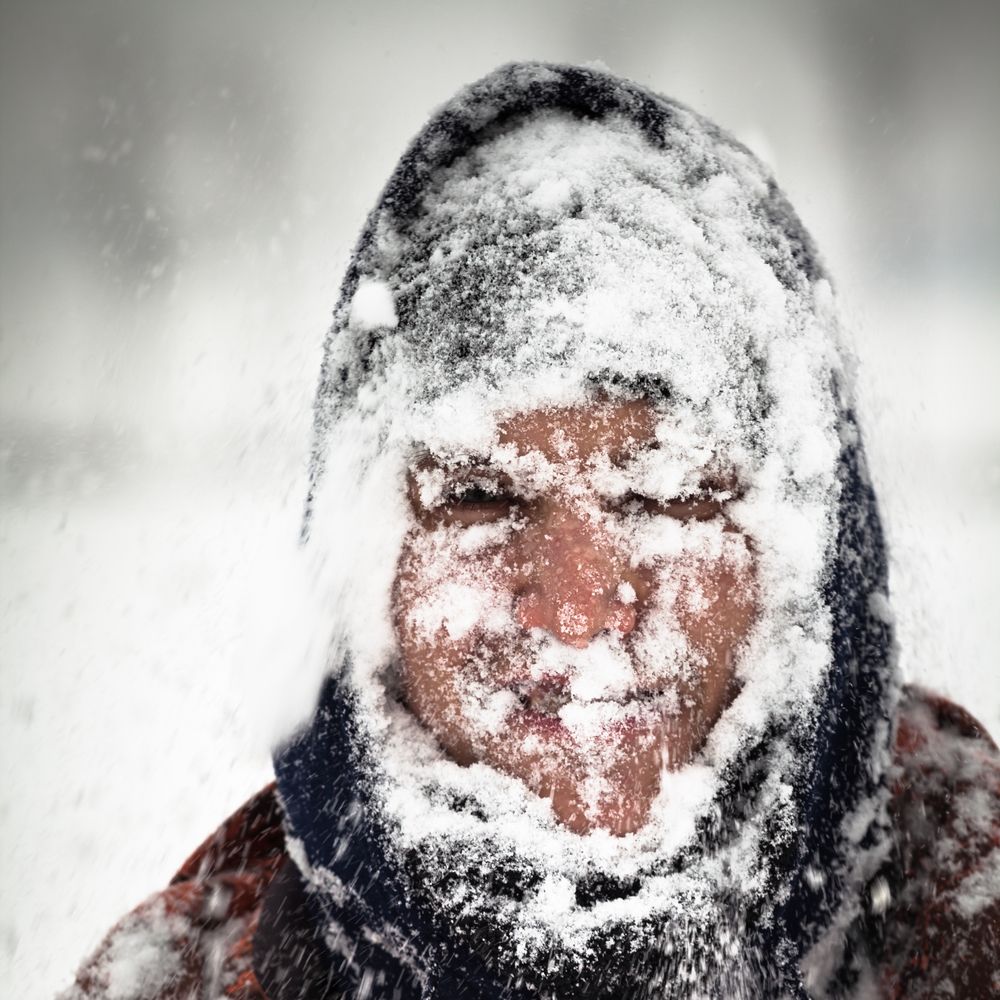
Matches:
[2,1,998,995]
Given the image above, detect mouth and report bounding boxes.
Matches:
[510,677,670,720]
[513,676,573,715]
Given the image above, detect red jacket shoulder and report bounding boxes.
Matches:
[61,784,287,1000]
[882,686,1000,1000]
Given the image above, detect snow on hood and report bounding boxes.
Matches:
[273,63,898,997]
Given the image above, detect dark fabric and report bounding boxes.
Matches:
[254,859,346,1000]
[772,406,894,944]
[274,686,528,999]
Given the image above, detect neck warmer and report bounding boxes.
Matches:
[271,62,899,999]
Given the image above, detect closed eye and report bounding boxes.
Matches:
[407,463,521,527]
[608,488,735,522]
[445,485,511,506]
[654,495,726,522]
[438,482,519,526]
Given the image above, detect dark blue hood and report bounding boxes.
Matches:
[272,62,898,1000]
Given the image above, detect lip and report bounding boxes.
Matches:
[511,705,570,739]
[508,673,571,713]
[505,673,570,741]
[504,684,669,745]
[507,673,665,710]
[508,672,570,691]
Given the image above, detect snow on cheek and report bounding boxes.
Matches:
[405,525,514,642]
[564,635,635,703]
[629,575,698,685]
[462,683,520,736]
[628,521,751,685]
[456,520,515,555]
[410,581,503,642]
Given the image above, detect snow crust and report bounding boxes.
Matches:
[280,91,869,979]
[59,901,185,1000]
[897,697,1000,922]
[348,276,399,331]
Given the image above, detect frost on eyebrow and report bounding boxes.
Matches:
[411,444,575,510]
[406,454,526,520]
[412,464,447,509]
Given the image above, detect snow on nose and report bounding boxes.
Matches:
[515,511,636,648]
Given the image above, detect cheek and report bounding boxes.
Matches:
[391,530,519,731]
[394,531,513,643]
[634,529,757,664]
[670,534,757,659]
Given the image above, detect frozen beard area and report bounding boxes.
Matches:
[290,91,886,995]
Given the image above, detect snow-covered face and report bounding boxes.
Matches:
[392,397,757,836]
[278,91,873,990]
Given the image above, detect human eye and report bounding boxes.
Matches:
[606,490,716,520]
[408,461,520,527]
[438,478,520,526]
[653,492,726,522]
[607,479,740,523]
[444,483,510,505]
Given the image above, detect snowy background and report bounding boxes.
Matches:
[1,1,998,995]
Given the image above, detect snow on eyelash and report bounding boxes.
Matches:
[413,465,448,509]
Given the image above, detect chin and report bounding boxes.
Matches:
[547,782,655,837]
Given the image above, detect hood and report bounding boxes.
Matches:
[272,62,899,999]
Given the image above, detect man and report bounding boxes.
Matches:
[65,62,999,1000]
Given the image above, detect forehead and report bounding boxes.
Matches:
[496,398,658,464]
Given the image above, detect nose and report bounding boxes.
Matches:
[514,505,637,648]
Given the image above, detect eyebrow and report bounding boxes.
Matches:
[407,456,518,497]
[412,437,663,474]
[412,452,496,474]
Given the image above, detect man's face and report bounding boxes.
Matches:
[392,399,757,836]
